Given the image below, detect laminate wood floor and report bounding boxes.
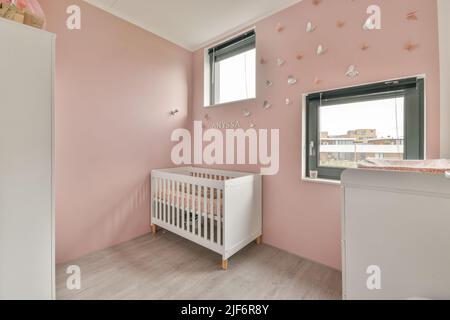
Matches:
[56,231,342,300]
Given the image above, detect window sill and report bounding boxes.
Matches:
[302,177,341,186]
[204,98,256,108]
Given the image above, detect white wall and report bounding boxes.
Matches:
[439,0,450,158]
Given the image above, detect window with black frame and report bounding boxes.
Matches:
[305,77,425,181]
[207,30,256,106]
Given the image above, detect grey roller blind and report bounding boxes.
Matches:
[208,30,255,63]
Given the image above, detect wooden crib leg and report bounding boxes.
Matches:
[222,259,228,270]
[256,235,262,245]
[151,224,157,236]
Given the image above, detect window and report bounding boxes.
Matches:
[207,30,256,106]
[305,77,425,181]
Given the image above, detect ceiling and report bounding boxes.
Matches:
[83,0,302,51]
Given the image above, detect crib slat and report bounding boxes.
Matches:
[170,179,174,225]
[167,179,171,223]
[197,185,201,236]
[173,180,177,226]
[185,183,189,232]
[187,183,190,233]
[172,179,175,224]
[173,180,176,226]
[165,179,168,223]
[175,181,178,226]
[193,184,195,234]
[168,179,171,223]
[158,179,162,220]
[217,189,222,246]
[210,186,214,243]
[167,179,171,224]
[175,182,181,228]
[166,180,172,223]
[160,178,163,220]
[190,183,194,233]
[155,178,158,219]
[190,184,193,234]
[163,179,167,223]
[203,185,207,240]
[181,182,185,231]
[156,178,159,220]
[192,184,195,235]
[153,178,158,220]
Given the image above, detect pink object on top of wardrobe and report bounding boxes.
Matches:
[358,159,450,175]
[0,0,46,29]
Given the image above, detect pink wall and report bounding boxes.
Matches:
[39,0,440,269]
[39,0,192,263]
[192,0,440,269]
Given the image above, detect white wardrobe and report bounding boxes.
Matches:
[0,18,55,300]
[438,0,450,158]
[341,169,450,300]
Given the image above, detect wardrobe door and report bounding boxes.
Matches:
[438,0,450,157]
[0,19,55,300]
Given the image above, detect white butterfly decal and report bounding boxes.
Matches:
[345,65,360,78]
[263,101,272,110]
[287,76,297,85]
[277,58,285,67]
[306,22,316,33]
[242,109,252,117]
[317,45,327,56]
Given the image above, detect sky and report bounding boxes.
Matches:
[319,97,405,139]
[216,49,256,104]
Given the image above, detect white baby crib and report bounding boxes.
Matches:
[151,167,262,269]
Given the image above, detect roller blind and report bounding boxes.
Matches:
[208,30,256,63]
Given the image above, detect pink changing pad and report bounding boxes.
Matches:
[358,159,450,174]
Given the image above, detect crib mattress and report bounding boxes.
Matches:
[155,191,223,216]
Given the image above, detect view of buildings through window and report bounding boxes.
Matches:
[319,97,405,168]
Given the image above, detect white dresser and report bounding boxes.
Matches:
[341,169,450,300]
[0,18,55,300]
